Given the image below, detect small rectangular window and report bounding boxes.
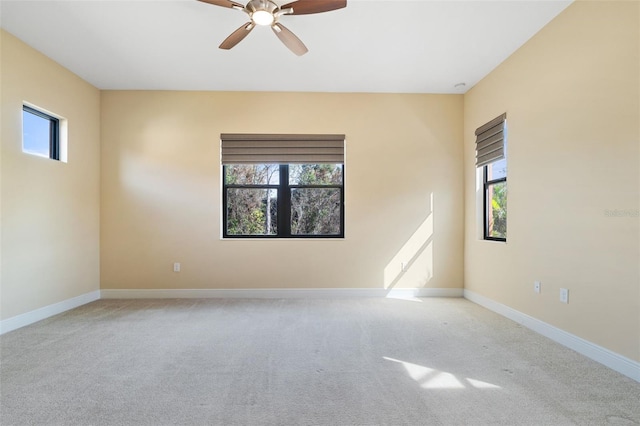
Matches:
[22,105,59,160]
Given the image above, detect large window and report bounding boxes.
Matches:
[221,134,345,238]
[475,114,507,241]
[224,164,344,238]
[22,105,60,160]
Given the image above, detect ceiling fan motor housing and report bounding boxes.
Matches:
[248,0,279,25]
[198,0,347,55]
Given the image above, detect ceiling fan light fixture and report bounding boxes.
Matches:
[252,9,274,25]
[199,0,348,55]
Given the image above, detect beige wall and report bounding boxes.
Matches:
[0,30,101,320]
[100,91,464,291]
[464,1,639,361]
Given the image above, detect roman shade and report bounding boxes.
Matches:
[475,113,506,168]
[221,134,345,164]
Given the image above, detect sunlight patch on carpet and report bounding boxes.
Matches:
[383,356,502,390]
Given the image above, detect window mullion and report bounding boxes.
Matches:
[486,176,506,186]
[226,184,279,189]
[222,165,228,238]
[289,185,341,189]
[483,166,489,240]
[279,165,291,237]
[50,119,58,160]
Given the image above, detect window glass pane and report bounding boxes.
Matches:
[487,158,507,180]
[289,164,343,185]
[225,164,280,185]
[487,181,507,239]
[226,188,277,235]
[23,109,51,158]
[291,188,341,235]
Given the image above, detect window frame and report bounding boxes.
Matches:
[223,163,345,239]
[483,165,507,242]
[22,105,60,161]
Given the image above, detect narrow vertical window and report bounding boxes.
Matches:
[475,114,507,241]
[22,105,60,160]
[483,158,507,240]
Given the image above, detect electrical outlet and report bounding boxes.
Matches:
[173,262,181,273]
[560,288,569,304]
[534,281,541,293]
[401,262,407,272]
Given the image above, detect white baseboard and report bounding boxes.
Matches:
[0,290,101,335]
[100,287,464,299]
[0,287,462,334]
[464,290,640,383]
[387,288,463,299]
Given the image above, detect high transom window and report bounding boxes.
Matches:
[22,105,60,160]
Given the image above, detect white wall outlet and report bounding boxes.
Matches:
[173,262,181,273]
[560,288,569,304]
[534,281,541,293]
[401,262,407,272]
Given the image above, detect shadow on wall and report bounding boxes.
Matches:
[384,193,434,291]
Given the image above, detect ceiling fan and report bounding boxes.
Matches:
[197,0,347,56]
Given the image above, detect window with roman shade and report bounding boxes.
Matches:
[221,134,345,238]
[475,114,507,241]
[221,134,344,164]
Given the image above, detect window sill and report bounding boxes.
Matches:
[220,237,345,241]
[481,238,507,244]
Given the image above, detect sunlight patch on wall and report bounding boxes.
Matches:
[384,193,434,289]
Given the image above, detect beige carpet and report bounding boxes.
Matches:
[1,297,639,425]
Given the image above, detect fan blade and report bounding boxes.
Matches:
[280,0,346,15]
[220,23,254,50]
[272,23,308,56]
[198,0,245,9]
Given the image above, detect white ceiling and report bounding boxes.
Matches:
[0,0,572,93]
